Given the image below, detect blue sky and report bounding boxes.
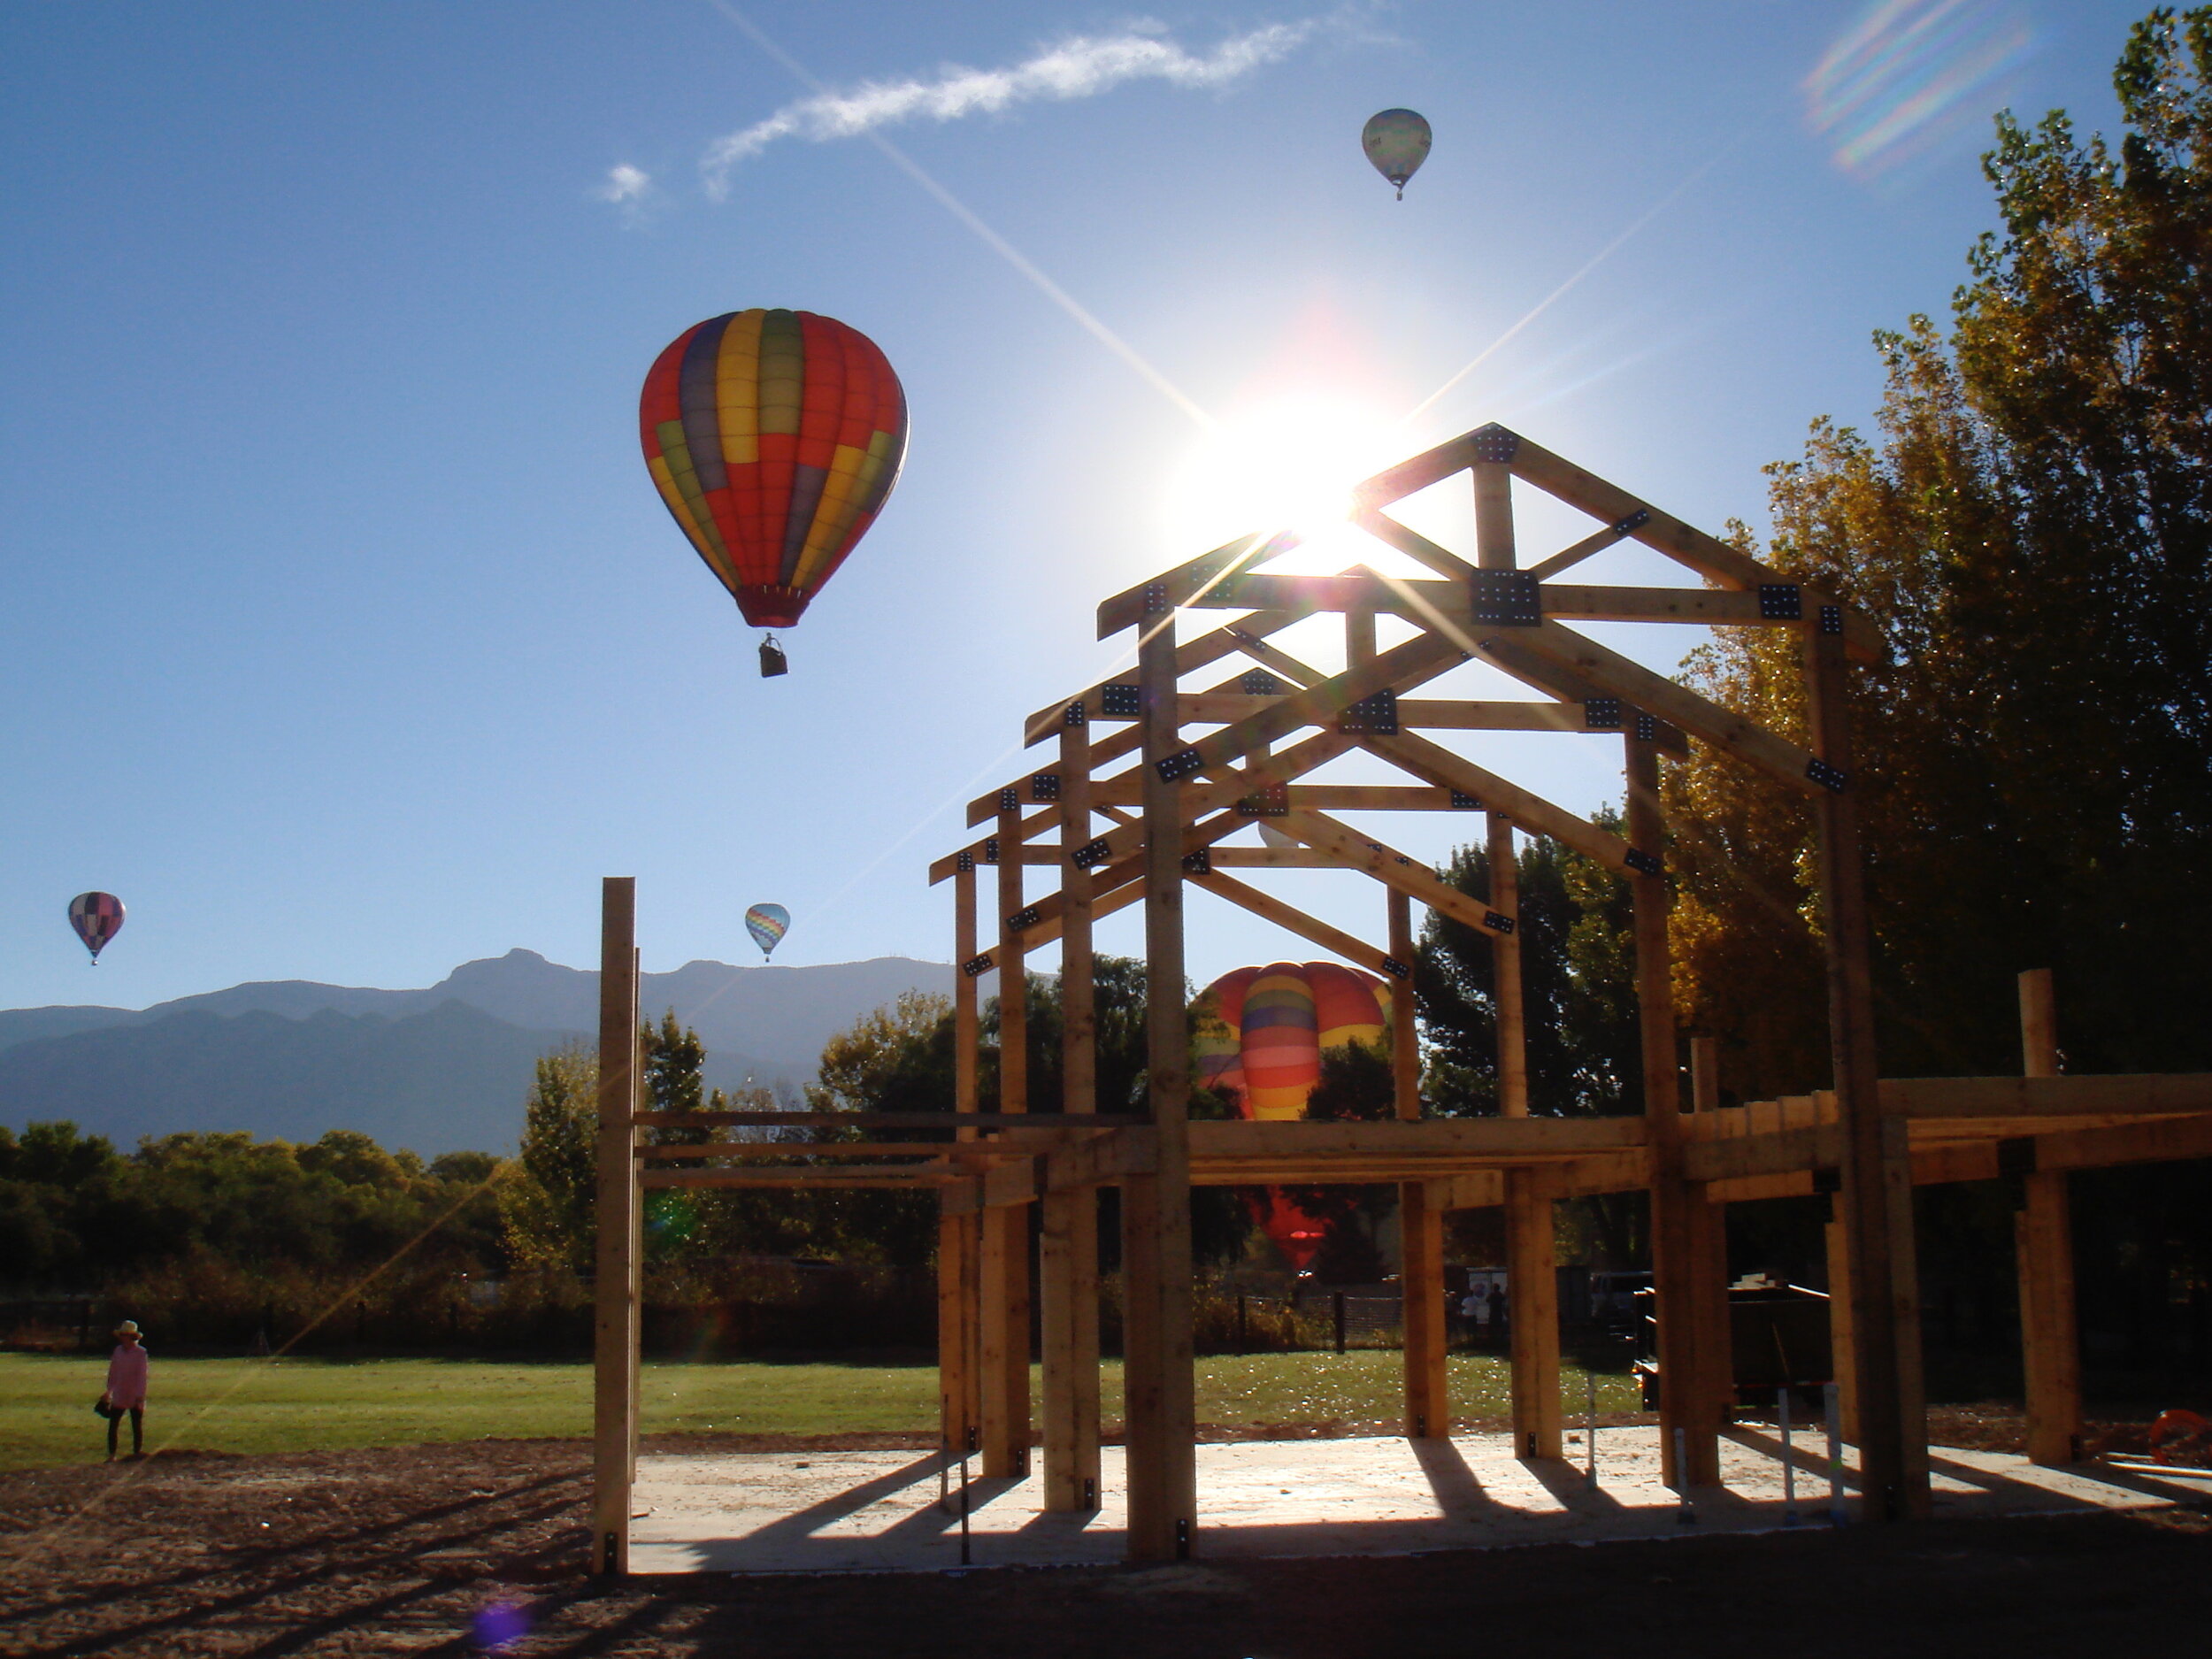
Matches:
[0,0,2154,1010]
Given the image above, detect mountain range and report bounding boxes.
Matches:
[0,950,951,1156]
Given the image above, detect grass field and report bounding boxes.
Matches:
[0,1350,1642,1471]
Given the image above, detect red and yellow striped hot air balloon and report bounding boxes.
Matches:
[1194,961,1393,1270]
[639,310,908,671]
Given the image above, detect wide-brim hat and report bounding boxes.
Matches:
[113,1320,140,1339]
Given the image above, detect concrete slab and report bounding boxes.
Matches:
[628,1428,2212,1574]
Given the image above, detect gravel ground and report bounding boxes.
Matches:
[2,1414,2208,1657]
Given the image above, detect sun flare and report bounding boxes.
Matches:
[1164,394,1402,574]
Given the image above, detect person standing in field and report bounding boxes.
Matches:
[103,1320,148,1461]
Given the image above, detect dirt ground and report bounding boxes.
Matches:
[2,1413,2208,1658]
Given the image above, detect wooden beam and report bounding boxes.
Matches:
[1351,431,1478,513]
[979,807,1033,1480]
[590,877,640,1578]
[1500,430,1884,660]
[1271,808,1515,936]
[1096,533,1287,638]
[1188,1118,1643,1157]
[1189,869,1401,977]
[1174,571,1812,630]
[1883,1073,2212,1118]
[1024,608,1317,744]
[1174,693,1632,733]
[1498,619,1837,797]
[630,1110,1141,1131]
[1145,631,1464,787]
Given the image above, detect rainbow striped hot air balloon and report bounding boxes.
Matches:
[743,902,790,960]
[639,310,908,665]
[1194,961,1393,1270]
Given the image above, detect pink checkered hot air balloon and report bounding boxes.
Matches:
[1194,961,1394,1269]
[68,892,125,964]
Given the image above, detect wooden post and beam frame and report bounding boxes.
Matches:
[1804,624,1928,1520]
[1125,613,1198,1560]
[1040,706,1103,1509]
[908,418,2084,1548]
[591,878,641,1576]
[2016,968,2082,1466]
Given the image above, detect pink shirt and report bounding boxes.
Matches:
[105,1342,148,1409]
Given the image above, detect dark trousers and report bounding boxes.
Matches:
[107,1405,142,1458]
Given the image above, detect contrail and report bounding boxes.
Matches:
[706,2,1217,432]
[703,19,1318,187]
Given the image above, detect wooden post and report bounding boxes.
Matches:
[590,877,640,1577]
[1688,1036,1734,1437]
[1486,812,1557,1457]
[1689,1037,1719,1114]
[1124,613,1197,1561]
[1630,736,1719,1488]
[1824,1200,1860,1441]
[1804,626,1926,1520]
[1506,1168,1562,1459]
[1392,890,1447,1438]
[938,1207,979,1464]
[980,805,1033,1478]
[1041,711,1103,1509]
[944,864,984,1453]
[1487,815,1528,1118]
[1473,461,1515,571]
[2016,968,2081,1466]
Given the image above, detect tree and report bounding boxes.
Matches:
[1666,6,2212,1098]
[498,1044,598,1270]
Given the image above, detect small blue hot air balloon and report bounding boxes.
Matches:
[744,902,790,960]
[69,892,125,964]
[1362,109,1432,199]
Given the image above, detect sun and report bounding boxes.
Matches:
[1164,394,1402,574]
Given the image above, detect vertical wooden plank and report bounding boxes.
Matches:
[1629,737,1720,1488]
[626,953,641,1486]
[2016,969,2080,1466]
[948,866,983,1449]
[981,806,1033,1479]
[1125,612,1197,1561]
[1487,815,1529,1118]
[938,1207,978,1460]
[1505,1168,1562,1458]
[1042,712,1102,1509]
[1690,1037,1719,1114]
[1389,889,1447,1437]
[1473,461,1516,571]
[1804,626,1927,1521]
[590,877,639,1576]
[1824,1202,1860,1441]
[1402,1179,1449,1439]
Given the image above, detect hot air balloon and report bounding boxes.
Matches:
[1194,961,1393,1269]
[1362,109,1432,199]
[68,892,125,964]
[640,310,908,675]
[744,902,790,960]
